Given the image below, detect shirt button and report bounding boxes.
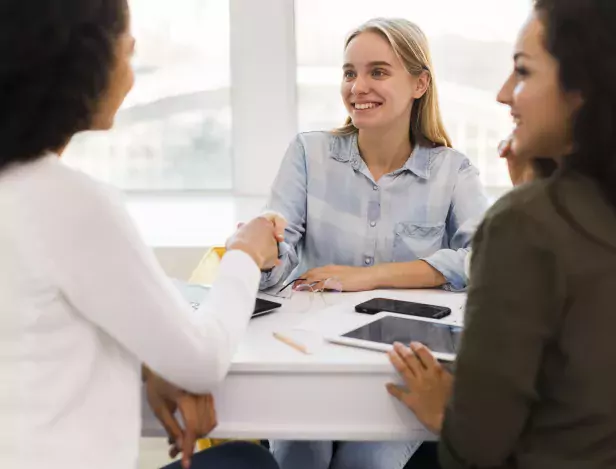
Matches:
[365,257,373,265]
[370,221,376,227]
[373,185,378,191]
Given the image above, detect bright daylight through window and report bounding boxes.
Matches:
[63,0,232,191]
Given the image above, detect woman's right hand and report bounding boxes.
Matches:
[226,216,281,270]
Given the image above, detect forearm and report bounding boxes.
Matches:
[371,260,447,289]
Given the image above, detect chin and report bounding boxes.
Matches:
[91,119,115,131]
[511,136,531,159]
[351,118,382,131]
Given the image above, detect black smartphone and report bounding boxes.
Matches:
[354,297,451,320]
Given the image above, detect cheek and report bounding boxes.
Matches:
[126,67,135,93]
[512,82,526,108]
[516,81,566,129]
[340,83,353,108]
[386,85,413,113]
[340,82,352,96]
[119,59,134,94]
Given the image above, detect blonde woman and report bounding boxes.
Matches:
[264,18,489,469]
[261,18,489,299]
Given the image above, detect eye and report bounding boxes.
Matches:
[343,69,356,80]
[514,66,529,78]
[371,68,387,78]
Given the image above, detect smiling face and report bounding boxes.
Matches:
[340,31,428,134]
[497,13,580,159]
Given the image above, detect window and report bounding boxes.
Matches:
[295,0,530,192]
[63,0,232,191]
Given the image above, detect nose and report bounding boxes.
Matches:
[352,74,369,95]
[497,73,515,106]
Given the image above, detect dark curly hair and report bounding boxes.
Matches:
[0,0,128,171]
[535,0,616,210]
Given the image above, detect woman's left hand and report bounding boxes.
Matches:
[386,342,453,435]
[298,265,376,292]
[145,371,217,469]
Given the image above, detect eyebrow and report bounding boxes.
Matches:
[342,60,393,69]
[513,52,531,61]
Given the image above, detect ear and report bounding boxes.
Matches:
[412,70,430,99]
[566,89,584,115]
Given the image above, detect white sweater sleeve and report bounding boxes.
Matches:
[43,180,260,394]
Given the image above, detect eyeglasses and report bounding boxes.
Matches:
[278,277,343,312]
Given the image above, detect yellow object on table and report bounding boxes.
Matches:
[189,246,226,285]
[189,246,261,451]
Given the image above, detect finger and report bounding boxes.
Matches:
[178,398,197,469]
[258,213,287,240]
[394,342,425,378]
[148,391,183,450]
[386,383,408,402]
[158,406,184,451]
[294,272,315,289]
[498,137,512,158]
[181,438,195,469]
[410,342,439,373]
[169,442,181,460]
[299,269,327,284]
[388,348,416,385]
[271,218,287,241]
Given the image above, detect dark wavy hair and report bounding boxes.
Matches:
[535,0,616,210]
[0,0,128,171]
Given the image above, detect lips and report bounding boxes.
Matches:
[511,113,521,129]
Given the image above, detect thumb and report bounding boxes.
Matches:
[261,211,287,240]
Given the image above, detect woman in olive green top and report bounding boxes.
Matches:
[386,0,616,468]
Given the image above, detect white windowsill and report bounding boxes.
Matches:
[126,193,267,248]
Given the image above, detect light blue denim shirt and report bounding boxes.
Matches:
[261,131,490,291]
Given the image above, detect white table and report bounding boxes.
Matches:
[142,289,466,441]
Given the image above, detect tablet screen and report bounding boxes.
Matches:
[342,316,462,355]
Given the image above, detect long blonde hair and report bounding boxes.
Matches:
[334,18,452,148]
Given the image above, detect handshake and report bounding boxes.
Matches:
[144,212,288,469]
[226,211,288,271]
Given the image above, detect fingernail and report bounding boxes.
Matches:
[410,342,423,350]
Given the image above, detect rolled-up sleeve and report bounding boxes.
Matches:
[260,135,308,290]
[438,204,564,468]
[422,159,489,291]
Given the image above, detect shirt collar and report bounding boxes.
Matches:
[330,132,433,180]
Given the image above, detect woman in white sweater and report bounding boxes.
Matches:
[0,1,282,468]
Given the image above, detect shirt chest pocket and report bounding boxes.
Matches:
[392,222,446,261]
